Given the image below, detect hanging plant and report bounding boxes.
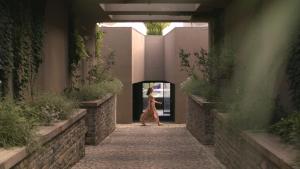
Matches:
[29,0,46,98]
[287,32,300,110]
[12,0,33,100]
[0,0,14,97]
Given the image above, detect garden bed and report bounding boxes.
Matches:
[186,95,216,145]
[215,113,299,169]
[80,94,117,145]
[0,109,87,169]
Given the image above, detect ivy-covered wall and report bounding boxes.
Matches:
[0,0,46,100]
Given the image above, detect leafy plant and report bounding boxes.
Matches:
[270,112,300,145]
[287,32,300,111]
[144,22,170,35]
[179,48,235,101]
[66,78,123,102]
[0,0,14,97]
[23,93,78,125]
[95,26,105,59]
[0,100,34,148]
[88,50,116,83]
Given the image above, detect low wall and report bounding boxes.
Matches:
[0,109,87,169]
[80,94,117,145]
[186,95,215,145]
[215,113,299,169]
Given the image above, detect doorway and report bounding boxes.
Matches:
[133,81,175,122]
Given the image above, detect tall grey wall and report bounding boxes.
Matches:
[37,0,69,93]
[145,36,165,81]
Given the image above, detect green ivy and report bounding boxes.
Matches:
[30,0,46,98]
[12,0,33,100]
[287,32,300,111]
[0,0,46,100]
[0,0,14,97]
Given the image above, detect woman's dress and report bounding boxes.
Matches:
[141,95,159,122]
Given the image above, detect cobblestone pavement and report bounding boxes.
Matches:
[72,123,226,169]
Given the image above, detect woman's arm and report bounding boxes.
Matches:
[151,96,162,104]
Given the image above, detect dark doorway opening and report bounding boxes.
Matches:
[133,81,175,122]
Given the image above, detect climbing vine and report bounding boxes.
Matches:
[287,32,300,111]
[68,15,89,89]
[30,0,46,98]
[0,0,46,100]
[0,0,14,98]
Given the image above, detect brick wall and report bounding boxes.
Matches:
[186,95,215,145]
[215,113,297,169]
[0,110,88,169]
[80,94,117,145]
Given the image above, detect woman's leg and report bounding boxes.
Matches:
[140,112,146,125]
[154,112,161,126]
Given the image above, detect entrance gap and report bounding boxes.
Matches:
[133,81,175,122]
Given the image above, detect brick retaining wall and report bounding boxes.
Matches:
[0,110,87,169]
[186,95,216,145]
[80,94,117,145]
[215,113,298,169]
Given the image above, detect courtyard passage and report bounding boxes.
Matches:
[72,124,226,169]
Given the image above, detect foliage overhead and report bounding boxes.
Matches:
[144,22,170,35]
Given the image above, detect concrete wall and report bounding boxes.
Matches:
[165,27,209,123]
[102,27,133,123]
[37,0,69,93]
[102,27,209,123]
[145,36,165,81]
[132,29,145,83]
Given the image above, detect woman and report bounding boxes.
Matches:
[140,87,162,126]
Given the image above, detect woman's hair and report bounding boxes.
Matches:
[146,87,153,96]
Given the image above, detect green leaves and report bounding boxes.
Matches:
[144,22,170,35]
[0,0,46,100]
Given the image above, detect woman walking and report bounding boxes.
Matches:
[140,87,162,126]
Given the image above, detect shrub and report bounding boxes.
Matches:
[66,78,123,102]
[270,112,300,145]
[0,100,34,147]
[23,93,78,125]
[181,76,216,100]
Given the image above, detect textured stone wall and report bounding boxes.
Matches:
[215,113,296,169]
[11,112,87,169]
[81,94,117,145]
[186,95,215,145]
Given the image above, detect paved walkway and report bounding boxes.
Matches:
[72,123,226,169]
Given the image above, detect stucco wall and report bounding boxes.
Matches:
[165,27,209,123]
[145,36,165,81]
[102,27,133,123]
[132,29,145,83]
[101,27,209,123]
[37,0,69,93]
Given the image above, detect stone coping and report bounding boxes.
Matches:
[242,131,298,169]
[0,109,87,169]
[80,94,113,107]
[216,113,298,169]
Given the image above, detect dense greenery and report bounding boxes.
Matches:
[0,0,14,98]
[179,48,235,101]
[23,93,78,125]
[270,31,300,146]
[66,25,123,101]
[0,0,46,100]
[270,112,300,145]
[144,22,170,35]
[0,92,77,148]
[66,78,123,101]
[0,101,34,147]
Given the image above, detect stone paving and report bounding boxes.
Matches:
[72,123,226,169]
